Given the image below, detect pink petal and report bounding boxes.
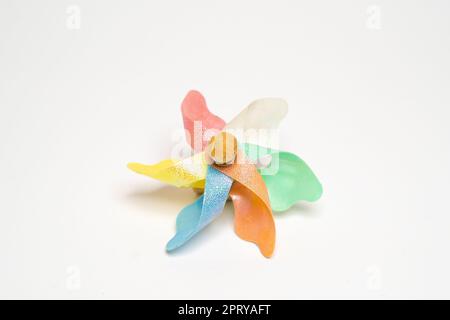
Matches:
[181,90,226,152]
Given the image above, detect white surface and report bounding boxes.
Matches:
[1,0,449,299]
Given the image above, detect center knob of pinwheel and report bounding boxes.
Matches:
[206,132,238,166]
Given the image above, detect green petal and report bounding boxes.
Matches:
[241,143,323,212]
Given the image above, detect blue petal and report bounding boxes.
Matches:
[166,166,233,251]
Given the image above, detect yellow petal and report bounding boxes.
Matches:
[128,152,206,188]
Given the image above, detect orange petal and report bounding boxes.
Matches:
[213,151,271,210]
[214,151,275,258]
[229,181,275,258]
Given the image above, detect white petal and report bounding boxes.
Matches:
[225,98,288,147]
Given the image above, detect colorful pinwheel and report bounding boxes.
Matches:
[128,90,322,258]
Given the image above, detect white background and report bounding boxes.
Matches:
[1,0,449,299]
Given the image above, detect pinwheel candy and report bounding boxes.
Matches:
[128,90,322,258]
